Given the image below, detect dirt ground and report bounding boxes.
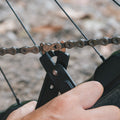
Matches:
[0,0,120,110]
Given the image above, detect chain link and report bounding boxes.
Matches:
[0,36,120,56]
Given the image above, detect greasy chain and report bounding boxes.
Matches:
[0,36,120,56]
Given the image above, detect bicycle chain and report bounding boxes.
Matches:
[0,36,120,56]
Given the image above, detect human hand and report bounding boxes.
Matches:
[7,81,120,120]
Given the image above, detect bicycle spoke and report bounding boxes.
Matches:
[0,1,120,118]
[54,0,105,62]
[113,0,120,7]
[6,0,36,46]
[0,67,20,105]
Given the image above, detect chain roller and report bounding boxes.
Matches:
[0,37,120,56]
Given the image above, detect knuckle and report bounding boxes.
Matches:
[47,97,65,114]
[55,96,68,106]
[50,95,74,111]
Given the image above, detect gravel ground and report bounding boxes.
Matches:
[0,0,120,110]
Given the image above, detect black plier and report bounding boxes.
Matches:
[36,51,76,108]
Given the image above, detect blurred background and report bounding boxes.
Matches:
[0,0,120,110]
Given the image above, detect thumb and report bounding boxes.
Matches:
[7,101,37,120]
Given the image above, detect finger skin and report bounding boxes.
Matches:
[63,81,104,109]
[86,106,120,120]
[7,81,120,120]
[7,101,37,120]
[22,81,104,120]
